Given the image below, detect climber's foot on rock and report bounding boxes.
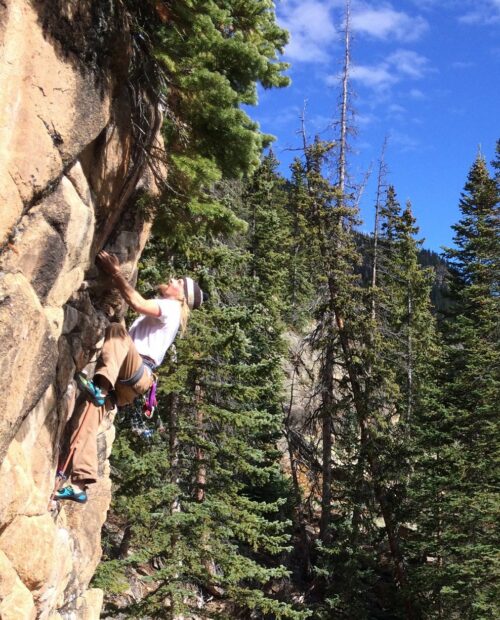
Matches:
[75,372,107,407]
[55,485,88,504]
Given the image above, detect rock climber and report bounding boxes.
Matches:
[55,250,204,503]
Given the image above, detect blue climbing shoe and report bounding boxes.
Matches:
[75,372,106,407]
[55,485,88,503]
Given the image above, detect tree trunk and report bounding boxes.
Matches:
[319,338,335,544]
[194,384,206,503]
[338,0,351,195]
[407,286,413,424]
[168,392,181,513]
[371,138,388,321]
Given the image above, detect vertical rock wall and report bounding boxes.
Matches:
[0,2,164,617]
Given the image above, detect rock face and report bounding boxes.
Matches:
[0,1,164,617]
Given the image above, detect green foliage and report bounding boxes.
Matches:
[108,0,291,270]
[99,156,310,618]
[283,152,442,617]
[374,188,437,422]
[95,25,499,607]
[426,152,500,618]
[285,138,387,618]
[403,149,499,619]
[56,2,500,615]
[367,187,442,617]
[94,9,297,609]
[92,560,130,595]
[287,138,362,317]
[240,152,292,312]
[126,0,290,243]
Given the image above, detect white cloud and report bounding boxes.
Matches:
[388,103,406,115]
[356,111,378,126]
[278,1,339,63]
[344,49,430,92]
[409,88,425,99]
[277,1,430,63]
[459,0,500,24]
[407,0,500,24]
[387,50,429,78]
[258,105,302,129]
[349,64,398,89]
[309,114,333,132]
[451,60,474,69]
[407,0,458,9]
[389,130,420,152]
[351,5,428,42]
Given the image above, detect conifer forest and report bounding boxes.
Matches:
[94,2,499,618]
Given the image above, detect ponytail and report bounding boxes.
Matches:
[179,297,190,336]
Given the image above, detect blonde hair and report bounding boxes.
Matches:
[157,283,190,336]
[179,297,190,336]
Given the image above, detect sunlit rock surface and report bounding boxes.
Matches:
[0,1,164,616]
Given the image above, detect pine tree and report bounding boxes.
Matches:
[491,139,500,184]
[403,152,499,619]
[428,153,500,618]
[375,189,437,424]
[285,160,317,329]
[241,152,292,311]
[360,185,439,618]
[145,0,290,249]
[285,138,384,618]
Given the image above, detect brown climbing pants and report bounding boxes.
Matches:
[70,323,154,486]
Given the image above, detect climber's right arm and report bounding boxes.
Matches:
[97,251,161,318]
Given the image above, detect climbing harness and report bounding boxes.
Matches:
[119,354,161,439]
[118,380,159,440]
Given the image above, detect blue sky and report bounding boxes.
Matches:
[248,0,500,251]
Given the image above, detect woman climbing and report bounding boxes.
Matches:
[55,250,204,503]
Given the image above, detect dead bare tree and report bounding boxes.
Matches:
[371,137,389,321]
[338,0,351,195]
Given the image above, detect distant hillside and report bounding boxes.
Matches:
[418,247,450,313]
[356,233,450,313]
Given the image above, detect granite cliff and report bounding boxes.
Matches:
[0,2,164,617]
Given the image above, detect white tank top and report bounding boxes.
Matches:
[128,298,181,367]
